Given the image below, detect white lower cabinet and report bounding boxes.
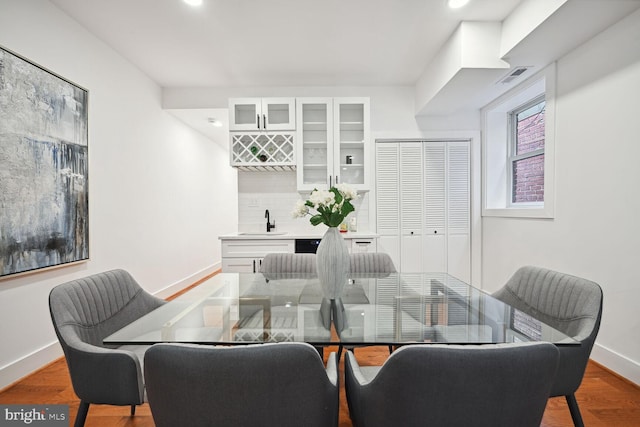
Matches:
[221,239,295,273]
[222,258,263,273]
[350,238,377,253]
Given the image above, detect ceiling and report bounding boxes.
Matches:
[47,0,640,144]
[49,0,523,88]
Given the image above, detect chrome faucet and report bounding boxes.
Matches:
[265,209,276,232]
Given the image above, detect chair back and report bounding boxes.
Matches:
[349,252,396,276]
[492,265,603,396]
[260,253,317,279]
[49,269,164,348]
[144,342,339,427]
[345,342,559,427]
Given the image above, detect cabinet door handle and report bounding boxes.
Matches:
[263,114,267,130]
[335,175,339,184]
[253,259,256,273]
[329,175,332,187]
[257,114,260,129]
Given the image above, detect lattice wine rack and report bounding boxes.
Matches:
[230,133,296,171]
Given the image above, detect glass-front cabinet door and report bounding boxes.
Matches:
[296,98,333,191]
[229,98,295,131]
[334,98,370,190]
[229,98,261,131]
[262,98,296,131]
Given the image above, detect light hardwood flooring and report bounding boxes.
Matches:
[1,346,639,426]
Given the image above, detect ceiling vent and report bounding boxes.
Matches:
[497,66,532,84]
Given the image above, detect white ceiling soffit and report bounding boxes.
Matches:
[414,0,640,116]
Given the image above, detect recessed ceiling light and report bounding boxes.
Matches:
[207,118,222,127]
[448,0,470,9]
[183,0,202,6]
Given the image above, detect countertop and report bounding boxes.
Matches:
[219,231,380,240]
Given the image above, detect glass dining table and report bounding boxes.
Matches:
[104,272,577,349]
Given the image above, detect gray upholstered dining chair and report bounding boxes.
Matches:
[492,265,603,427]
[144,342,339,427]
[344,342,559,427]
[49,269,166,427]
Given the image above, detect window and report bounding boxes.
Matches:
[510,97,545,204]
[482,63,555,218]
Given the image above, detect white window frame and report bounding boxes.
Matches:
[508,96,546,207]
[482,63,556,218]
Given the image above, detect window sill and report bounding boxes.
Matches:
[482,207,554,219]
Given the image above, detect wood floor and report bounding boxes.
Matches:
[1,346,639,427]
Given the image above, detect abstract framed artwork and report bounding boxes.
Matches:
[0,46,89,279]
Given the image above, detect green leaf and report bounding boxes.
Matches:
[331,187,343,205]
[310,215,324,226]
[342,200,355,216]
[328,212,344,228]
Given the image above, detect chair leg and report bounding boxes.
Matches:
[74,401,90,427]
[130,404,136,416]
[566,394,585,427]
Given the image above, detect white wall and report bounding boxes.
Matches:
[481,9,640,384]
[0,0,238,388]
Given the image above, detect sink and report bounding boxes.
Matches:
[237,232,288,236]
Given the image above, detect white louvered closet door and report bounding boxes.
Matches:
[375,143,400,268]
[446,142,471,283]
[399,143,423,273]
[375,140,471,278]
[423,142,447,273]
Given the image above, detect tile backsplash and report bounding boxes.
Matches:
[237,171,370,234]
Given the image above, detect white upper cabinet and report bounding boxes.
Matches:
[229,98,296,131]
[296,97,370,191]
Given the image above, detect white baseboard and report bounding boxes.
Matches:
[0,341,63,391]
[591,343,640,386]
[154,262,221,299]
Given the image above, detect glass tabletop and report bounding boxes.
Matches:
[104,272,577,346]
